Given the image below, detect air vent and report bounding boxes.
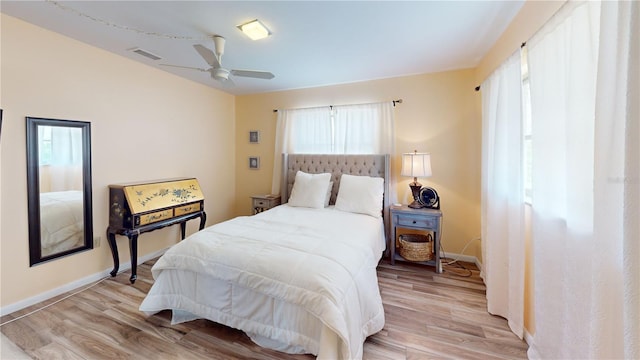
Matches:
[130,48,162,61]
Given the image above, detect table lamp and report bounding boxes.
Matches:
[401,150,432,208]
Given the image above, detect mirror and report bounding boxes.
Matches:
[26,117,93,266]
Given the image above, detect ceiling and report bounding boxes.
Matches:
[1,1,524,96]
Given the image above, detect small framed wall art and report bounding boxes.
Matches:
[249,156,260,170]
[249,130,260,144]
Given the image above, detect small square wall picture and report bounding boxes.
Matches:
[249,156,260,170]
[249,130,260,144]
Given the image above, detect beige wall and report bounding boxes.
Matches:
[0,14,237,308]
[474,0,565,336]
[236,69,481,257]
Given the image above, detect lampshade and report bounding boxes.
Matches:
[401,151,432,208]
[401,152,432,178]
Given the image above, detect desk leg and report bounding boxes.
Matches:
[179,213,207,240]
[128,234,138,284]
[199,212,207,231]
[106,230,119,277]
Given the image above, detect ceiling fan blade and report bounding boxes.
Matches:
[193,44,220,68]
[230,69,275,80]
[159,64,208,73]
[221,77,236,87]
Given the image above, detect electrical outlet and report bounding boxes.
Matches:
[94,236,101,247]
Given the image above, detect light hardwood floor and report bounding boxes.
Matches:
[1,258,527,359]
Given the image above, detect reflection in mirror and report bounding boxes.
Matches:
[26,117,93,266]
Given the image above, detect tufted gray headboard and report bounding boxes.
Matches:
[281,154,390,244]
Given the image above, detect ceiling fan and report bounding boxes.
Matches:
[161,35,274,83]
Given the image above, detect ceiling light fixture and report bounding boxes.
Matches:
[237,19,271,40]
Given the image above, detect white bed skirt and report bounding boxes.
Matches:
[141,268,352,359]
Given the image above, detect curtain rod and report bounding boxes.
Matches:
[273,99,403,112]
[475,41,528,92]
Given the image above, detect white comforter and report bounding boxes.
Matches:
[39,190,84,256]
[139,205,385,359]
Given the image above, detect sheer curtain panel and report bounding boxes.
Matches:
[41,126,83,191]
[334,102,397,203]
[271,107,331,194]
[333,102,394,155]
[480,50,525,339]
[591,1,639,357]
[527,1,639,358]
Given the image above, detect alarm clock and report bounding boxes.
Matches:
[418,187,440,209]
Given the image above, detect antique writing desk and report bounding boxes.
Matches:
[107,178,206,283]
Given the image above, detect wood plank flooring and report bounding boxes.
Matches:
[1,258,527,359]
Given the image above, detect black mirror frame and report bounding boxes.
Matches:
[26,117,93,266]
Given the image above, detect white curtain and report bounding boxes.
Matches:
[333,102,395,154]
[271,106,331,194]
[480,50,525,339]
[591,1,639,357]
[527,1,639,358]
[38,126,83,192]
[50,127,83,166]
[271,102,396,195]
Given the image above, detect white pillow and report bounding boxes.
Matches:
[335,174,384,217]
[288,171,332,209]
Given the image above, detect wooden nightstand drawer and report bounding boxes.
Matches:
[397,215,436,229]
[253,199,269,207]
[251,195,281,214]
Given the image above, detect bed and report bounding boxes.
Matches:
[39,190,84,256]
[139,154,390,359]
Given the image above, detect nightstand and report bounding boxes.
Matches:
[251,195,281,214]
[390,205,443,273]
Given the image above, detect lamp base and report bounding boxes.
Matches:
[408,182,423,209]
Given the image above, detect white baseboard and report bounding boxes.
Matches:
[0,248,168,317]
[440,251,481,269]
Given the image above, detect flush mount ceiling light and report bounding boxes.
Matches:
[237,19,271,40]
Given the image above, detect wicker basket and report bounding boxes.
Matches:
[398,233,433,262]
